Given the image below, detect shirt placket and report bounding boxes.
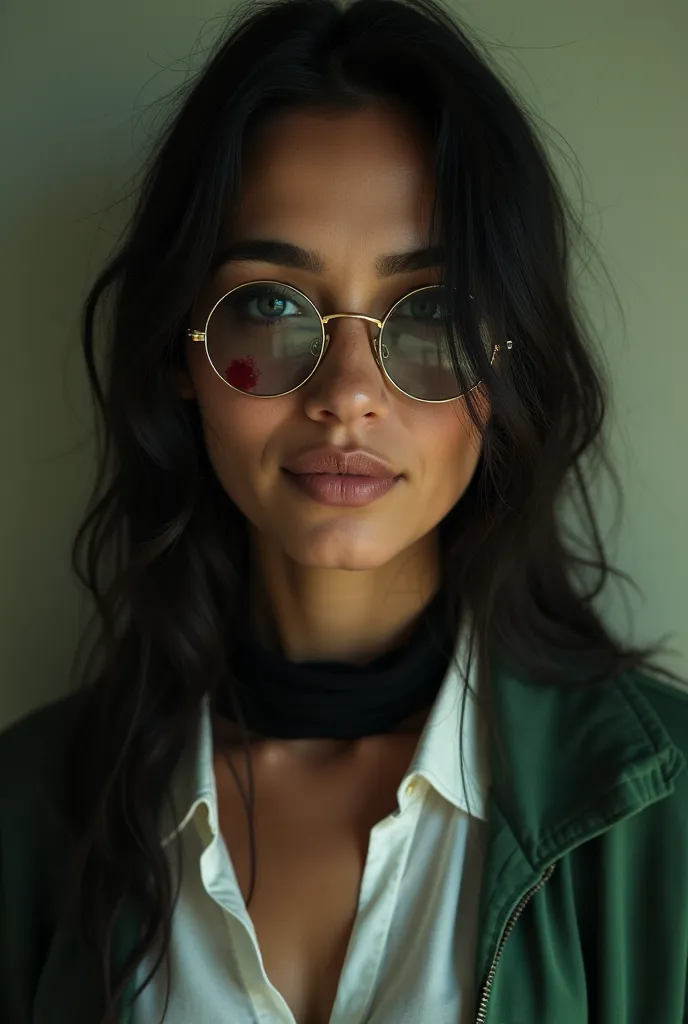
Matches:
[328,776,426,1024]
[200,829,298,1023]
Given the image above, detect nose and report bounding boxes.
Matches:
[300,315,391,424]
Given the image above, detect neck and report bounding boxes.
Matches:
[247,526,441,665]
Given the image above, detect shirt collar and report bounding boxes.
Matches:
[160,694,217,848]
[160,618,489,846]
[406,618,489,820]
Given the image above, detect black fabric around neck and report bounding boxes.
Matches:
[214,587,458,740]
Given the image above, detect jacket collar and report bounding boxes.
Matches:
[486,653,686,867]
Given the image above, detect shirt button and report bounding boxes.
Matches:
[405,779,417,796]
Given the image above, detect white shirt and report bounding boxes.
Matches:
[132,629,490,1023]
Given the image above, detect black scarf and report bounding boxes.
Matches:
[214,587,457,740]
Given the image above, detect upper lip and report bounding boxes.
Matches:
[283,446,399,478]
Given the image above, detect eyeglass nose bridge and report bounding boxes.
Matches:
[320,312,388,362]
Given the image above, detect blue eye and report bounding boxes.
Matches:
[395,294,445,321]
[241,286,303,321]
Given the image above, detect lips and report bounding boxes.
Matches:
[281,446,402,507]
[282,446,398,478]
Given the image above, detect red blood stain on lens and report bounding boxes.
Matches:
[224,357,260,391]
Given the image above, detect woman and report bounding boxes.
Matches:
[1,0,686,1022]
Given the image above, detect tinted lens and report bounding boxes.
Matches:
[205,282,323,396]
[381,285,489,401]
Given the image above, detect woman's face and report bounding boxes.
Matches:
[184,103,487,573]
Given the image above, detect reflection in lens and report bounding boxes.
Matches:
[381,286,489,401]
[205,282,323,396]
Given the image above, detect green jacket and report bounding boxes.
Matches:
[1,663,687,1023]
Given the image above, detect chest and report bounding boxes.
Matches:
[213,737,419,1024]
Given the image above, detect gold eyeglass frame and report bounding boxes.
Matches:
[187,280,513,403]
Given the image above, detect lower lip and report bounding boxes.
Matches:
[284,471,401,506]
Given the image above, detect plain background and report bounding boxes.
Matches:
[1,0,686,730]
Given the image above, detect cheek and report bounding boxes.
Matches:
[415,398,486,508]
[190,361,288,510]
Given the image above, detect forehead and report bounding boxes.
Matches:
[230,104,437,263]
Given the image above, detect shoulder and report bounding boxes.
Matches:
[626,669,688,759]
[619,669,688,828]
[0,693,81,819]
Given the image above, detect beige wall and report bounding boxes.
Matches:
[1,0,686,728]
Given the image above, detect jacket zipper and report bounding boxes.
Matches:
[474,862,557,1023]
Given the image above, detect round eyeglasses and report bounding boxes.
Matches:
[187,280,513,402]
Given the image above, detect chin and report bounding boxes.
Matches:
[282,522,400,571]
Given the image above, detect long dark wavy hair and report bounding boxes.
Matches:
[64,0,683,1020]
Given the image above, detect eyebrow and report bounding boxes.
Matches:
[210,239,445,277]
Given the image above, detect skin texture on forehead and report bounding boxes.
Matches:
[183,101,487,672]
